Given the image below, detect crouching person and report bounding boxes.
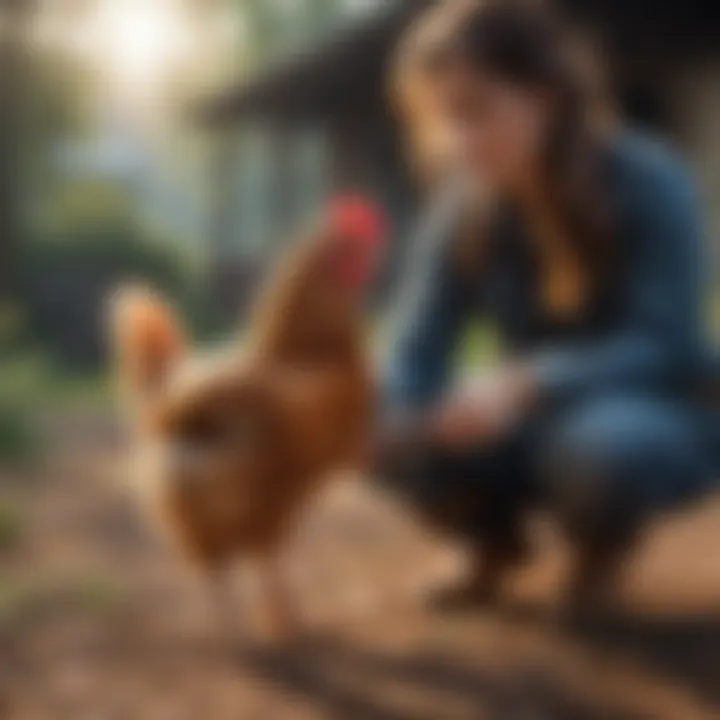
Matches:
[374,0,718,606]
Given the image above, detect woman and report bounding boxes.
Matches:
[377,0,716,605]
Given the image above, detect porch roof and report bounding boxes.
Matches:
[200,0,720,126]
[200,1,431,125]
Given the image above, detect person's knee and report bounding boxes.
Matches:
[545,396,692,544]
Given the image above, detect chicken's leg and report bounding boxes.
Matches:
[203,566,248,649]
[256,551,299,642]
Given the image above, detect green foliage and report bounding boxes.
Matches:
[239,0,347,66]
[0,500,22,551]
[458,321,504,368]
[0,301,25,352]
[16,217,220,370]
[0,352,110,416]
[710,291,720,339]
[0,572,124,626]
[0,353,45,466]
[0,404,39,466]
[43,179,137,232]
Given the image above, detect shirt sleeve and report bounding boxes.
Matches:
[530,144,704,401]
[383,184,477,409]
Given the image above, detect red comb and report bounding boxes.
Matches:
[328,194,387,246]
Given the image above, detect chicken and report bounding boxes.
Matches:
[110,198,385,639]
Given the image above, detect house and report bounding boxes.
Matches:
[200,0,720,280]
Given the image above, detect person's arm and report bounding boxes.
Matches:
[530,143,703,402]
[383,184,478,410]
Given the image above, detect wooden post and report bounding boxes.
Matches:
[209,129,240,266]
[205,130,242,314]
[266,124,295,246]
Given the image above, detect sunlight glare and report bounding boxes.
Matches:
[96,0,190,97]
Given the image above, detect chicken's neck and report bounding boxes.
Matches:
[248,238,366,368]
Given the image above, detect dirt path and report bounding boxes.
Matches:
[1,411,719,719]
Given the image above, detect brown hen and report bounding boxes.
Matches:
[111,200,384,639]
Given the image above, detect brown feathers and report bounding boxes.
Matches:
[110,284,186,395]
[111,221,376,637]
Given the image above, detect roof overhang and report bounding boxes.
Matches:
[199,0,720,127]
[199,1,432,126]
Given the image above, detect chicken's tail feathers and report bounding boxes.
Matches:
[107,283,187,394]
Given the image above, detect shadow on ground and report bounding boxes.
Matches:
[235,605,720,720]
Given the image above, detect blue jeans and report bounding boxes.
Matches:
[379,394,713,552]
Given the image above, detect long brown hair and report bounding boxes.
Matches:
[393,0,615,290]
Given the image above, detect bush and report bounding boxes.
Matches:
[0,405,39,466]
[0,500,22,551]
[17,219,220,370]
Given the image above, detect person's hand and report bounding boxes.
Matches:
[432,364,537,449]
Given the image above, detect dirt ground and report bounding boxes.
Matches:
[1,410,719,720]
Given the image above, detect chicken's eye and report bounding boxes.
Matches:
[179,408,263,453]
[232,413,267,449]
[181,415,225,445]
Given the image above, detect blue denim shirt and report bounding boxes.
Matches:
[386,132,715,425]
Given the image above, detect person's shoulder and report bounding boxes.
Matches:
[608,129,695,197]
[608,130,703,247]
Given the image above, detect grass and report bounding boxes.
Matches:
[0,500,22,551]
[0,406,40,467]
[0,353,111,412]
[0,351,113,467]
[0,572,124,627]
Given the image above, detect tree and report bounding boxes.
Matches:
[0,0,33,303]
[238,0,347,67]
